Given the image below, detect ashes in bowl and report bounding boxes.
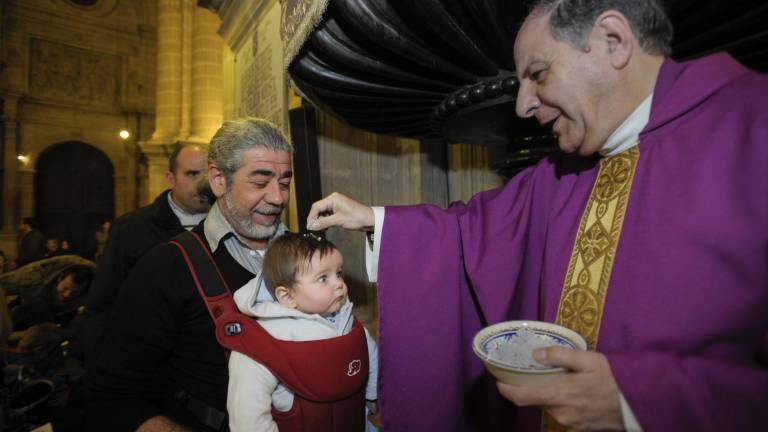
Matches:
[472,320,588,386]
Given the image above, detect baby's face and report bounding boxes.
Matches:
[291,248,348,316]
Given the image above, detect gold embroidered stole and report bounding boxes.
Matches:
[541,146,640,432]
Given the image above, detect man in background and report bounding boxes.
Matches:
[16,217,45,267]
[43,238,60,259]
[84,143,211,364]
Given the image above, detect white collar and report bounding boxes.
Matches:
[167,191,206,229]
[599,93,653,157]
[203,202,234,251]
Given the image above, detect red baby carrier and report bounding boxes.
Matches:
[170,231,368,432]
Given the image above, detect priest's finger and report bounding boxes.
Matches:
[533,346,598,372]
[306,192,351,230]
[306,192,374,231]
[306,194,339,228]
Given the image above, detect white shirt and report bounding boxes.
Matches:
[167,192,207,230]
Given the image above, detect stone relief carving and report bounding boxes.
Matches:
[29,39,120,108]
[238,5,286,130]
[239,47,283,129]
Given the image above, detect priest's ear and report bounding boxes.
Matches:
[590,10,634,69]
[274,286,297,308]
[208,164,228,199]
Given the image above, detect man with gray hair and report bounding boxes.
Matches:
[88,118,294,432]
[308,0,768,430]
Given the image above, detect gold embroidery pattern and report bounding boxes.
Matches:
[541,146,640,432]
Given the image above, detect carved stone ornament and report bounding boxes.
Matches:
[29,38,119,108]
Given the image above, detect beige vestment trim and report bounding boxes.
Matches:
[542,146,640,431]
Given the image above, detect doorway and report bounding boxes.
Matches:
[35,141,114,258]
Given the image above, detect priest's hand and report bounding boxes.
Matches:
[496,347,624,431]
[306,192,375,232]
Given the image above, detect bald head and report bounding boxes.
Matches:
[166,145,210,214]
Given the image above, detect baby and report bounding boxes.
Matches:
[227,232,378,432]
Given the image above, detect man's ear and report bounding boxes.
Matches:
[208,165,227,199]
[165,170,176,188]
[591,10,634,69]
[274,286,296,308]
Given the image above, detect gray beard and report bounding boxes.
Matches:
[222,192,281,240]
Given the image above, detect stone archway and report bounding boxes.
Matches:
[34,141,114,258]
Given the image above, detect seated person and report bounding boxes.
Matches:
[227,232,378,432]
[7,265,93,353]
[0,255,95,297]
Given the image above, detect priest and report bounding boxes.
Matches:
[308,0,768,431]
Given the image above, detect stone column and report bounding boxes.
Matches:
[2,95,20,233]
[113,174,128,217]
[150,0,183,143]
[188,7,223,144]
[178,0,194,141]
[17,167,35,220]
[142,0,183,205]
[140,145,171,206]
[143,2,222,204]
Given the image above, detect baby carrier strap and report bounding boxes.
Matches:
[169,231,367,401]
[169,231,241,340]
[171,231,367,432]
[171,231,266,360]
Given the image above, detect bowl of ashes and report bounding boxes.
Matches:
[472,320,588,386]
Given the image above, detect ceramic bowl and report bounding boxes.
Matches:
[472,320,588,386]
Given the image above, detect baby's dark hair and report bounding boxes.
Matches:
[263,232,338,299]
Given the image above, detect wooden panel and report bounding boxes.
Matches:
[313,111,502,326]
[448,143,504,203]
[315,111,436,324]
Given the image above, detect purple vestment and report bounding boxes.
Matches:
[376,53,768,431]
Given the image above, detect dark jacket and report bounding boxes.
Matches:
[86,224,254,431]
[17,229,45,267]
[84,190,185,363]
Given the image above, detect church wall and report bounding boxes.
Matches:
[0,0,157,259]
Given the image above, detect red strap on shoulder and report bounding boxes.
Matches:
[170,231,241,358]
